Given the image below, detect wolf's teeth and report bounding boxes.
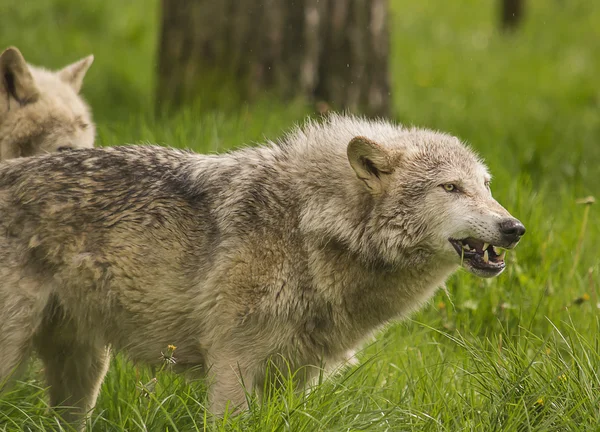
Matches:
[483,250,489,263]
[463,244,471,251]
[483,242,489,251]
[499,251,506,260]
[493,246,502,255]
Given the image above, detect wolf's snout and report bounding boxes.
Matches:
[498,218,526,243]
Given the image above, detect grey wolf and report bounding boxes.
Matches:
[0,46,95,161]
[0,114,525,429]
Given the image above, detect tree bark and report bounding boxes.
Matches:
[500,0,525,31]
[157,0,391,117]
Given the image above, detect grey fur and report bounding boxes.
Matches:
[0,114,524,429]
[0,46,95,161]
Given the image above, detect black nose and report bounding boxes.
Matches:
[499,218,526,241]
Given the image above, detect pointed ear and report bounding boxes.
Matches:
[58,54,94,93]
[347,136,394,195]
[0,47,39,104]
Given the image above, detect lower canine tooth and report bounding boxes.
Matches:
[483,250,489,263]
[499,251,506,260]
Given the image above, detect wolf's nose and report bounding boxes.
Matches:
[499,218,526,241]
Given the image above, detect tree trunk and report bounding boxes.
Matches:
[500,0,525,31]
[156,0,391,117]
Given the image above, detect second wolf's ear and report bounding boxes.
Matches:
[58,54,94,93]
[0,47,39,104]
[347,136,394,195]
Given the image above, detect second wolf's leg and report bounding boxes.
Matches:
[34,309,111,430]
[0,277,49,389]
[0,313,34,389]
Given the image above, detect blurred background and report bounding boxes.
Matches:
[1,1,599,429]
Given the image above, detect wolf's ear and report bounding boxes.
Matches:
[347,136,394,195]
[58,54,94,93]
[0,47,39,104]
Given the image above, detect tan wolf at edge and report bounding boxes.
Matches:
[0,46,95,161]
[0,114,525,430]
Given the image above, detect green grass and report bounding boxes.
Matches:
[1,0,600,430]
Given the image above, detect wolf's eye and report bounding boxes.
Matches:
[484,181,491,190]
[442,183,457,192]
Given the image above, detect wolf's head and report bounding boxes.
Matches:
[347,130,525,278]
[0,46,95,161]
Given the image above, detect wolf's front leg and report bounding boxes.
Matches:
[34,316,111,431]
[206,358,255,415]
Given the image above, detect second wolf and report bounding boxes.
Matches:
[0,46,95,161]
[0,115,525,428]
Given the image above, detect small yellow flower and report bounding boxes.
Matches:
[437,301,446,310]
[573,294,590,305]
[558,374,567,381]
[160,344,178,365]
[535,398,544,406]
[545,348,551,355]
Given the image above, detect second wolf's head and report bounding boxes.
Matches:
[0,46,95,161]
[345,128,525,278]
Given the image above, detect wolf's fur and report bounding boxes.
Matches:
[0,115,524,428]
[0,46,95,161]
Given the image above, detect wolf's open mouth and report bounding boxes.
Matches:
[448,238,506,276]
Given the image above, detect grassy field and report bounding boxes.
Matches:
[1,0,600,430]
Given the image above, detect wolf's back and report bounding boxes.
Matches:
[0,146,223,279]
